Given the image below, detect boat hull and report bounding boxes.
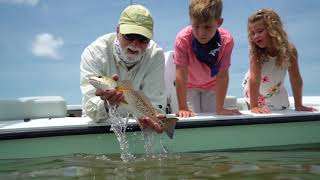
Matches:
[1,111,320,159]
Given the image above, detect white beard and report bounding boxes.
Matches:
[115,40,144,66]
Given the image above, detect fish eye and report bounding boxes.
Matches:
[98,76,102,78]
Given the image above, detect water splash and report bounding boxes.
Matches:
[107,106,171,161]
[141,128,171,159]
[108,105,135,162]
[141,128,154,157]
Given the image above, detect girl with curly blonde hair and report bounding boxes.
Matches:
[242,8,317,113]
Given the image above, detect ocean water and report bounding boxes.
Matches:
[0,150,319,180]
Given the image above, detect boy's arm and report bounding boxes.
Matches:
[176,65,188,110]
[174,29,195,117]
[216,68,229,111]
[176,65,194,117]
[216,69,241,115]
[215,34,241,115]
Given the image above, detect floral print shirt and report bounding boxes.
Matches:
[242,56,290,110]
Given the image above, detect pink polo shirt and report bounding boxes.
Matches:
[174,25,234,91]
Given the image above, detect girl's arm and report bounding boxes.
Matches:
[249,55,262,108]
[248,54,270,113]
[175,65,195,117]
[288,45,317,111]
[288,46,303,108]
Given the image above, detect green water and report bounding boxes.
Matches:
[0,150,319,180]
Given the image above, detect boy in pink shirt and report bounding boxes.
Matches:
[174,0,241,117]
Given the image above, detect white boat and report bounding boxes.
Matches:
[1,51,319,159]
[0,95,319,159]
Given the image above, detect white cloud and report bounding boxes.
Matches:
[32,33,64,60]
[0,0,39,6]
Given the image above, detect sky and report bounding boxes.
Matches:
[0,0,319,105]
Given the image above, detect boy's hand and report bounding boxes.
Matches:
[250,107,271,114]
[176,110,195,118]
[217,108,242,115]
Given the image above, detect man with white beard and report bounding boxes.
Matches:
[80,4,166,133]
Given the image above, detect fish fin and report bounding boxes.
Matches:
[163,117,178,139]
[116,87,130,92]
[116,80,133,92]
[122,99,128,104]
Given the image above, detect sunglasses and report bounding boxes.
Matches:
[122,34,150,44]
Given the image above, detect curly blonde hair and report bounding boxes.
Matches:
[189,0,223,23]
[248,8,296,68]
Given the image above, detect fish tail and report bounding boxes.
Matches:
[163,117,178,139]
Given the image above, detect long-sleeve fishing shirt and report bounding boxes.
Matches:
[80,33,166,122]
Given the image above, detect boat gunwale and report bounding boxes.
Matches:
[1,113,320,140]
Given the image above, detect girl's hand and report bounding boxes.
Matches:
[295,105,318,112]
[176,110,195,118]
[250,107,271,114]
[217,108,242,115]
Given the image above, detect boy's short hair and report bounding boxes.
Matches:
[189,0,223,23]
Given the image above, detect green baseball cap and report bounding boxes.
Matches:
[118,5,153,39]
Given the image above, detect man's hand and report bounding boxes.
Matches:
[96,89,124,106]
[138,114,165,133]
[95,74,124,106]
